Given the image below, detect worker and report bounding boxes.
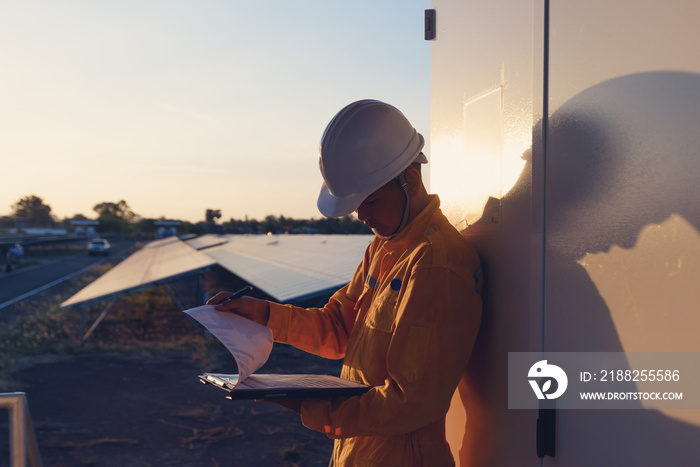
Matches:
[209,99,482,466]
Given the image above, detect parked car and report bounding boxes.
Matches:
[87,238,111,256]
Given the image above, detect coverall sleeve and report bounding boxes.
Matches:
[298,266,482,438]
[266,287,357,360]
[266,249,369,359]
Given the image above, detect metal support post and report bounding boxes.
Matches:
[1,392,42,467]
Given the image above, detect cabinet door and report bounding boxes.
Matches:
[543,0,700,465]
[430,1,542,465]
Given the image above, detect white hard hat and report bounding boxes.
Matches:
[317,99,427,218]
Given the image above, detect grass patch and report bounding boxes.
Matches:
[0,259,239,390]
[279,444,301,461]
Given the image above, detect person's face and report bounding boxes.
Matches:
[355,178,406,237]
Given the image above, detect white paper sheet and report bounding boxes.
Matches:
[184,305,273,386]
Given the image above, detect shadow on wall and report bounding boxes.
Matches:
[454,71,700,466]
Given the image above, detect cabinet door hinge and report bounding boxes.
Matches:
[425,9,436,40]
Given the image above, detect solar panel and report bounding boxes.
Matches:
[61,238,215,308]
[203,234,372,302]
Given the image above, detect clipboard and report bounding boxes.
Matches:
[199,372,371,400]
[184,305,371,400]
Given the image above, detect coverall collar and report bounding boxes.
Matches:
[380,194,441,252]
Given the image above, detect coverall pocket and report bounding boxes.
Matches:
[366,293,397,332]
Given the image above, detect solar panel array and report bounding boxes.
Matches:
[61,234,373,308]
[202,235,373,302]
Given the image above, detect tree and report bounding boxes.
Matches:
[58,213,89,230]
[93,200,137,235]
[261,215,282,234]
[186,221,209,236]
[205,209,222,224]
[11,195,55,227]
[0,215,14,229]
[135,218,157,238]
[221,214,370,235]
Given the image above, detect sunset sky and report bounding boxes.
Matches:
[0,0,430,223]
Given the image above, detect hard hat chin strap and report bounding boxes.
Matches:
[375,171,411,241]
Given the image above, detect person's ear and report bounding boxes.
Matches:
[404,167,422,196]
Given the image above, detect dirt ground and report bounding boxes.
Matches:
[0,246,343,466]
[2,346,341,467]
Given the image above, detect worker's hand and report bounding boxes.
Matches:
[262,397,303,413]
[207,292,271,326]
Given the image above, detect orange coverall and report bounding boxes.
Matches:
[267,195,482,466]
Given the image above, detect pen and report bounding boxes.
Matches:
[219,285,253,304]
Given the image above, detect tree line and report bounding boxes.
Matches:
[1,194,370,237]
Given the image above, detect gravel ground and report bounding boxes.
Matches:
[2,346,340,467]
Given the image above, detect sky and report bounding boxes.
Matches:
[0,0,430,224]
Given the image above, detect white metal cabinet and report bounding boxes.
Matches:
[430,0,700,465]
